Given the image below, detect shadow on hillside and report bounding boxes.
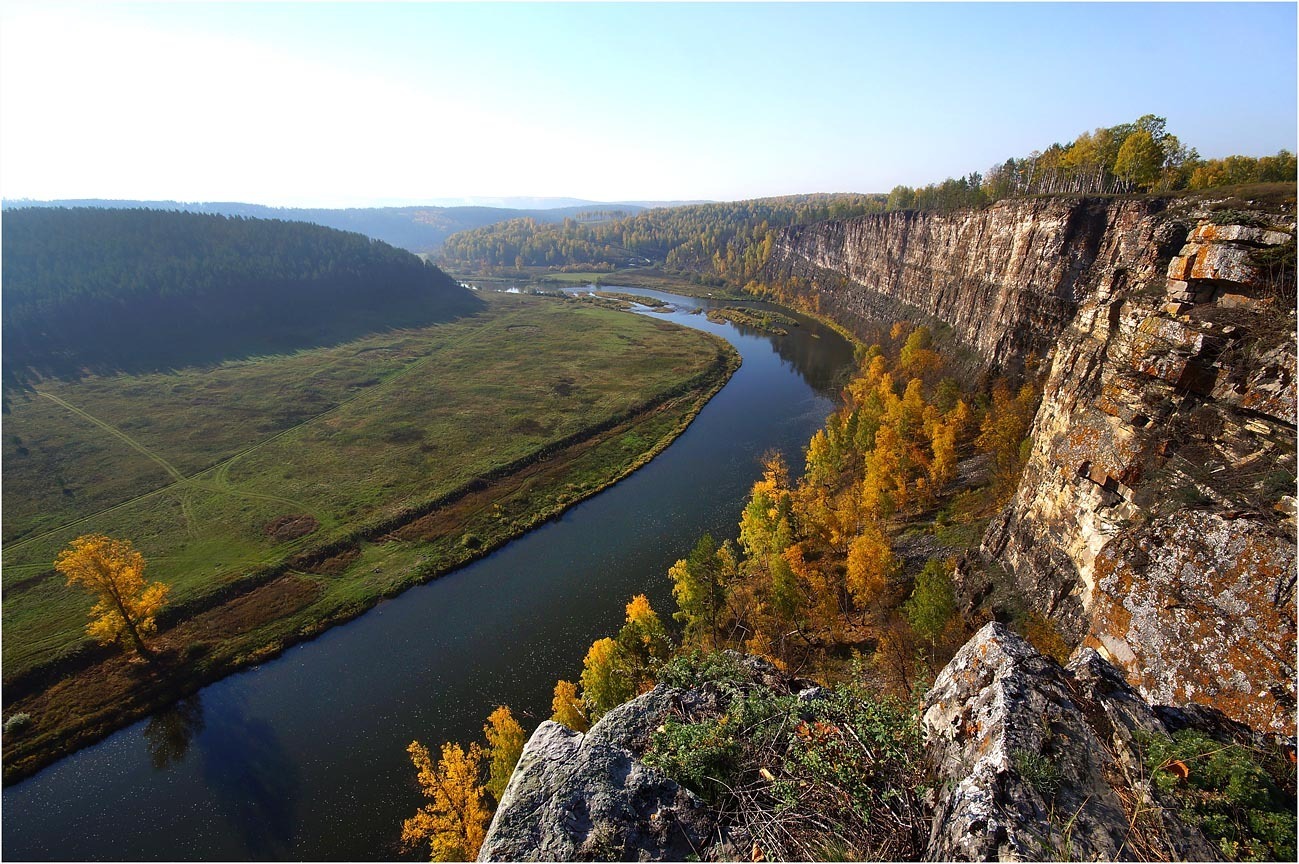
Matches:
[2,290,486,391]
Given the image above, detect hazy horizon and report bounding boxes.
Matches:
[1,1,1295,208]
[0,194,716,210]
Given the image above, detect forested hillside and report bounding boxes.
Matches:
[440,194,888,284]
[886,113,1297,212]
[1,208,481,377]
[1,200,648,254]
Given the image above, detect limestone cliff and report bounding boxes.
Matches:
[765,193,1297,734]
[981,208,1296,735]
[764,197,1182,368]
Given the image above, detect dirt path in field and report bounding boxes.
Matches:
[6,317,506,557]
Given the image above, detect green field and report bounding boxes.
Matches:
[1,293,737,779]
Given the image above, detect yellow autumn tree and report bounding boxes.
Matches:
[579,637,631,721]
[862,424,911,519]
[946,399,976,445]
[976,381,1040,500]
[897,326,942,382]
[402,740,490,862]
[550,679,589,732]
[55,534,169,659]
[783,542,842,627]
[803,428,842,489]
[929,418,959,489]
[483,706,526,804]
[845,524,898,617]
[739,452,795,561]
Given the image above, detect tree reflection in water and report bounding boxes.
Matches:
[142,695,205,771]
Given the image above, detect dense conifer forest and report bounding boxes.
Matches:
[2,208,481,377]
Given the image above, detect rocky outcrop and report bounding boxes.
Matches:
[488,632,1293,862]
[764,197,1181,368]
[923,622,1251,861]
[478,687,716,861]
[481,653,808,862]
[768,193,1297,735]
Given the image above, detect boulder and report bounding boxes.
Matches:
[922,623,1221,861]
[479,687,717,861]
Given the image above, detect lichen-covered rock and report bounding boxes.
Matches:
[924,623,1131,860]
[922,623,1220,862]
[1084,511,1296,734]
[479,687,716,861]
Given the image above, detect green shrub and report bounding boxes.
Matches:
[645,656,930,860]
[1141,729,1297,861]
[1013,747,1062,799]
[4,713,32,736]
[644,714,744,802]
[656,650,749,692]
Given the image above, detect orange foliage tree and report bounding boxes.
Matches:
[402,740,491,861]
[55,534,169,659]
[976,381,1040,500]
[550,679,589,732]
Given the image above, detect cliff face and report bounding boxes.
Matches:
[765,197,1182,368]
[982,210,1297,734]
[767,195,1297,734]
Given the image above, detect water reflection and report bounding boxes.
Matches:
[142,695,205,771]
[573,284,855,396]
[197,695,301,859]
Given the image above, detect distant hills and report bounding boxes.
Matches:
[0,198,710,254]
[409,196,712,210]
[2,208,481,378]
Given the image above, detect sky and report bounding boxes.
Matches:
[1,1,1295,207]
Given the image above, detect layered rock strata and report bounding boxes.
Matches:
[982,208,1296,734]
[764,197,1181,368]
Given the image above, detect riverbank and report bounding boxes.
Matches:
[2,288,854,860]
[2,297,739,784]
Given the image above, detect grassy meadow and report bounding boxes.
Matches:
[1,293,737,779]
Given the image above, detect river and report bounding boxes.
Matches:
[1,287,856,861]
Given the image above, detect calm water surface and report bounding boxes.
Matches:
[2,288,855,861]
